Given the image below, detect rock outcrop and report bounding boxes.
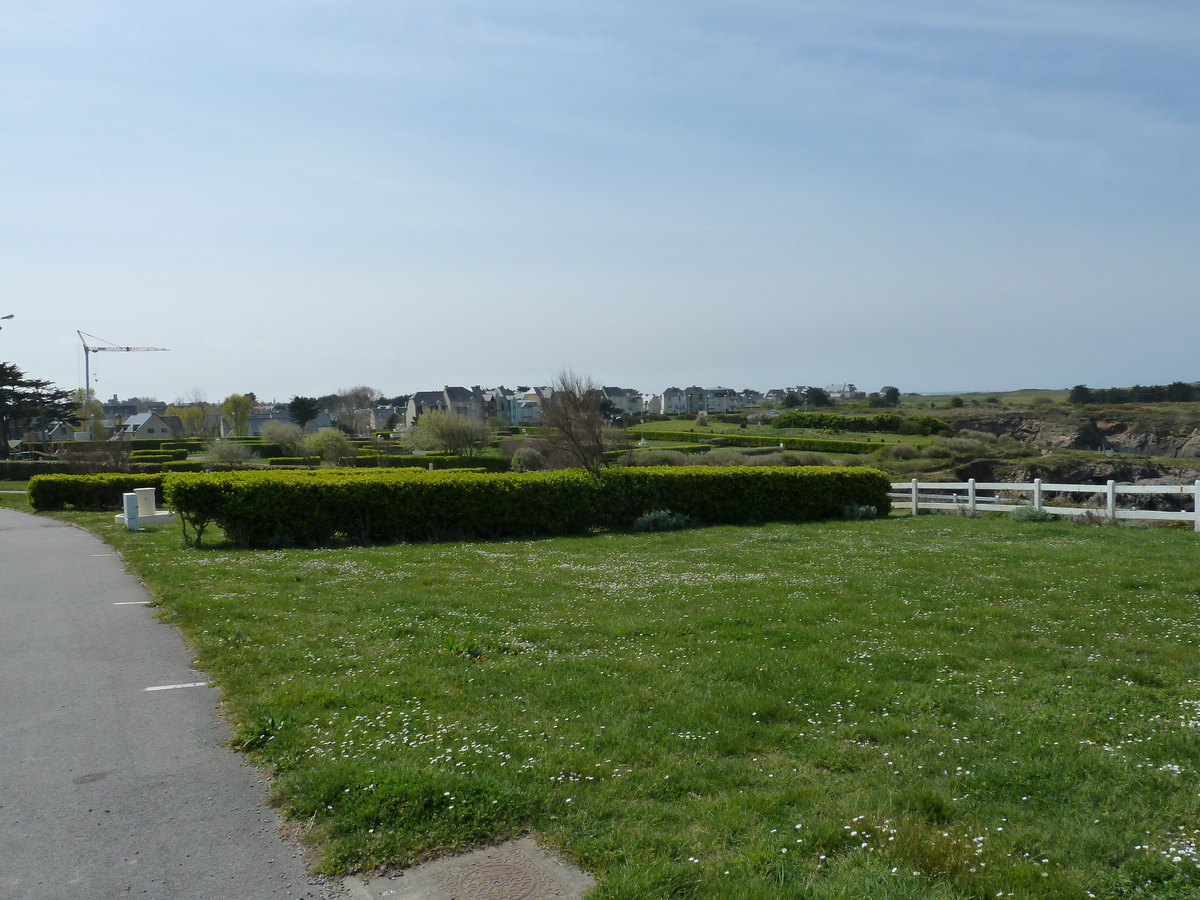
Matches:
[947,409,1200,459]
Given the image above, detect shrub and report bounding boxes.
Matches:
[630,509,694,532]
[301,429,356,465]
[162,466,893,548]
[204,439,258,465]
[510,447,545,472]
[886,444,918,460]
[781,451,834,466]
[258,420,305,455]
[1010,506,1059,523]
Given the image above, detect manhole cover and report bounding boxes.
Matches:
[431,846,563,899]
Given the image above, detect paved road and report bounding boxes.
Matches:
[0,508,349,900]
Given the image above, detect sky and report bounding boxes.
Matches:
[1,1,1197,403]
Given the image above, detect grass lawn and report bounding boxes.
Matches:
[43,511,1200,898]
[0,480,29,510]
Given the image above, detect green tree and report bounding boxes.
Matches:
[300,428,355,464]
[0,362,74,458]
[287,396,321,430]
[807,387,832,407]
[882,386,900,406]
[1068,384,1093,405]
[410,410,489,456]
[220,393,254,436]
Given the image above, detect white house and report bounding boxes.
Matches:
[110,413,173,440]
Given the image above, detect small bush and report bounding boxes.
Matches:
[842,503,878,521]
[258,420,305,456]
[781,451,834,467]
[886,444,918,460]
[1010,506,1059,523]
[510,447,545,472]
[631,509,695,532]
[301,429,356,464]
[205,439,258,465]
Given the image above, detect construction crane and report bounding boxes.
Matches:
[78,331,169,439]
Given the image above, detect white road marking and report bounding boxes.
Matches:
[144,682,208,692]
[114,601,151,606]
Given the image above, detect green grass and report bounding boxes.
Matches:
[48,512,1200,898]
[0,481,29,510]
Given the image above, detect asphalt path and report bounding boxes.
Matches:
[0,507,350,900]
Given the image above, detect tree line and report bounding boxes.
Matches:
[1069,382,1199,404]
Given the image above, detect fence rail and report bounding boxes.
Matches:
[889,478,1200,531]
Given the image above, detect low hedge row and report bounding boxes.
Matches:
[162,466,891,547]
[771,411,953,436]
[130,450,189,462]
[28,474,166,510]
[49,439,171,452]
[351,455,512,473]
[628,430,880,454]
[0,460,73,480]
[162,461,206,473]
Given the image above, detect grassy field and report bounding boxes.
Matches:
[28,507,1195,899]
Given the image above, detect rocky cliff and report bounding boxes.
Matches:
[946,409,1200,459]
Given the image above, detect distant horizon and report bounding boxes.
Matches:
[84,379,1200,409]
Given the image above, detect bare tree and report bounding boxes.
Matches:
[410,410,489,456]
[540,370,615,475]
[336,385,385,435]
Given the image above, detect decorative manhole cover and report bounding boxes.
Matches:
[431,846,563,899]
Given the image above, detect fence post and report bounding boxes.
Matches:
[1106,480,1116,522]
[911,479,919,517]
[1033,478,1042,513]
[1195,480,1200,532]
[968,478,976,515]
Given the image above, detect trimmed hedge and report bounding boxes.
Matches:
[162,461,207,473]
[29,474,166,510]
[162,466,891,548]
[629,430,880,454]
[352,455,511,473]
[0,460,73,480]
[130,450,189,462]
[771,411,953,436]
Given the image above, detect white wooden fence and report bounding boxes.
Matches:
[890,479,1200,531]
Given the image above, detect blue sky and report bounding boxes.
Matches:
[2,1,1197,402]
